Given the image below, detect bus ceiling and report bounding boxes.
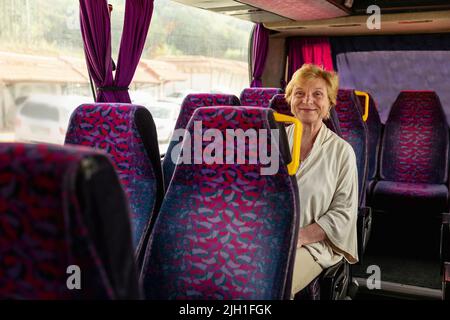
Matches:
[171,0,450,36]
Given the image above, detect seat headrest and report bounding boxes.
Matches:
[240,87,283,108]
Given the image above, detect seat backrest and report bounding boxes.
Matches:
[142,106,299,300]
[326,108,343,138]
[380,91,449,184]
[162,93,240,187]
[0,143,139,299]
[335,89,369,206]
[240,87,283,108]
[269,93,343,136]
[269,93,293,116]
[357,92,382,181]
[65,103,163,256]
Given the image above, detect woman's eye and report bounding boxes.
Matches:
[314,92,323,97]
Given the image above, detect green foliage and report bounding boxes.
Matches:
[0,0,253,61]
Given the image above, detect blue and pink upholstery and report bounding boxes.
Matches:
[65,103,164,257]
[162,94,240,187]
[371,91,449,213]
[357,93,383,196]
[269,94,293,117]
[142,106,299,299]
[0,143,139,299]
[239,87,283,108]
[336,89,369,206]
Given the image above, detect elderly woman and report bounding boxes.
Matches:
[285,64,359,297]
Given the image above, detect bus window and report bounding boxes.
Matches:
[0,0,253,153]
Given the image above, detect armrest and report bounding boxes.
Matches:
[441,213,450,263]
[320,259,349,300]
[357,206,372,263]
[444,262,450,300]
[441,213,450,300]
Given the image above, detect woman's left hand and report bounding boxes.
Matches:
[297,223,327,248]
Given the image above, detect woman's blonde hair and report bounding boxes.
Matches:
[285,64,339,118]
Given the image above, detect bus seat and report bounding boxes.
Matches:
[371,91,449,214]
[65,104,164,260]
[0,143,140,299]
[239,87,283,108]
[269,93,292,116]
[326,108,344,138]
[356,92,383,199]
[269,93,343,136]
[335,89,372,259]
[162,93,240,188]
[141,106,299,299]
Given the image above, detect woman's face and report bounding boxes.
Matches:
[290,77,331,126]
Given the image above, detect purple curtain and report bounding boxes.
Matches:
[287,37,334,81]
[250,23,269,87]
[79,0,115,102]
[115,0,154,102]
[79,0,153,103]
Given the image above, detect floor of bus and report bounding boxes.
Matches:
[351,210,443,300]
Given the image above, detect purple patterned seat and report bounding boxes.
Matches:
[335,89,372,261]
[371,91,449,213]
[0,143,139,299]
[142,106,299,299]
[373,181,448,213]
[269,94,293,116]
[162,93,240,187]
[326,108,344,138]
[357,93,383,197]
[65,103,164,258]
[336,89,369,206]
[239,87,283,108]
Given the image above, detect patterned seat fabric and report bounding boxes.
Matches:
[335,89,369,206]
[0,143,139,299]
[269,94,343,136]
[240,87,283,108]
[372,181,448,212]
[326,108,343,138]
[372,91,449,213]
[357,93,383,195]
[162,94,240,187]
[269,94,293,116]
[65,103,164,256]
[142,106,299,299]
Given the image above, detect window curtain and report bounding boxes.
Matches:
[250,23,269,87]
[114,0,154,102]
[79,0,154,103]
[287,37,334,81]
[79,0,115,102]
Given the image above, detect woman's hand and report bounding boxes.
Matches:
[297,223,327,248]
